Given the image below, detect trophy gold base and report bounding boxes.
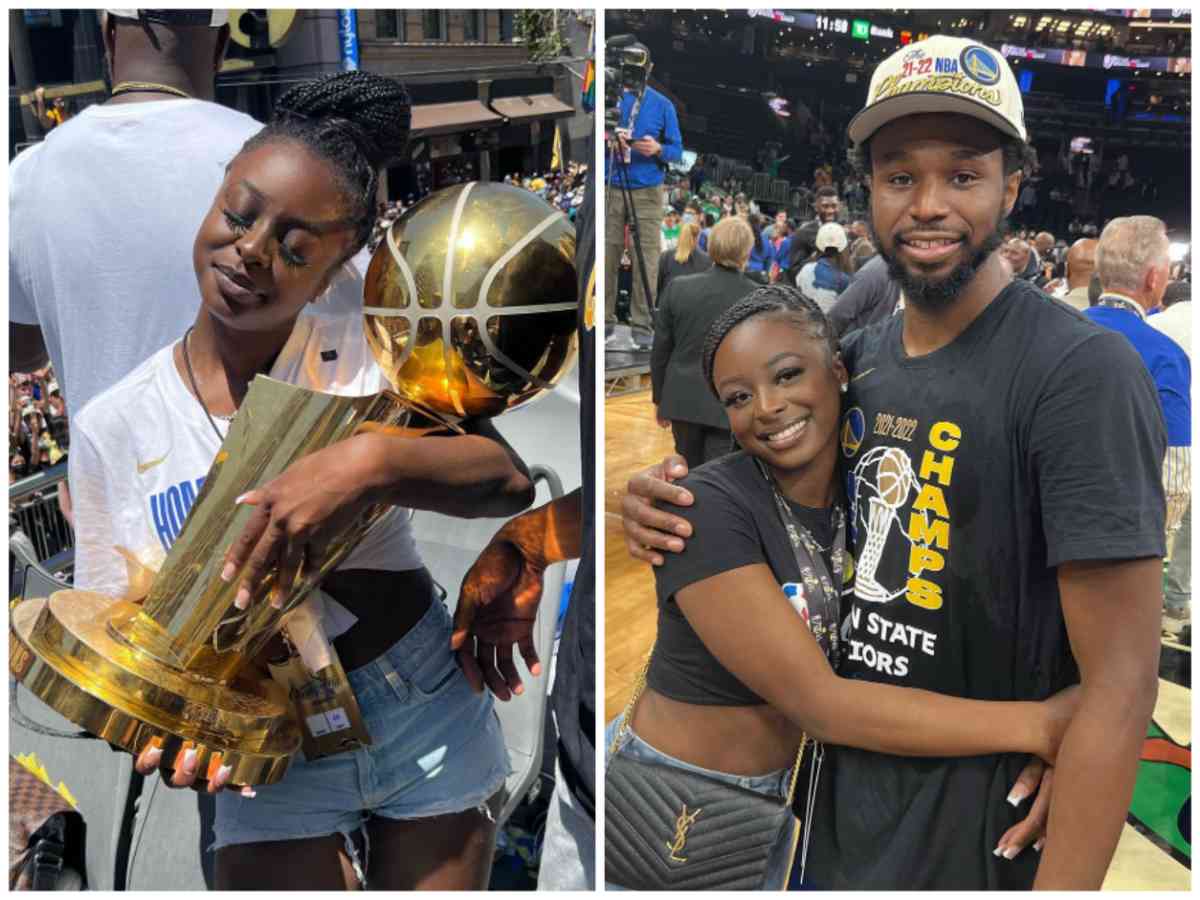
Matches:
[10,591,300,786]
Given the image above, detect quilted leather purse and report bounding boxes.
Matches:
[604,662,807,891]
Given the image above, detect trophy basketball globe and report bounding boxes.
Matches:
[11,182,579,786]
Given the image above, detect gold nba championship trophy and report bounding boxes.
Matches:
[11,182,579,786]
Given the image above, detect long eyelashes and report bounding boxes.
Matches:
[222,211,306,268]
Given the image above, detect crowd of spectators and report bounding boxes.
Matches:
[369,162,590,252]
[10,368,68,485]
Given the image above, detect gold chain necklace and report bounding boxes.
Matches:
[111,80,191,100]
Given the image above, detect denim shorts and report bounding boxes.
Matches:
[211,597,510,850]
[604,716,799,891]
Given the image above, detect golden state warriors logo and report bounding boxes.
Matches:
[841,407,866,458]
[960,45,1001,86]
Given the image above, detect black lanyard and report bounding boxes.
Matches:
[1097,294,1145,320]
[756,459,847,665]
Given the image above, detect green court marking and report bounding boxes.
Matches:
[1128,719,1191,866]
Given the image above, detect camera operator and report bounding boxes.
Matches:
[605,38,682,349]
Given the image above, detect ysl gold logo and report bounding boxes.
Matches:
[666,804,702,862]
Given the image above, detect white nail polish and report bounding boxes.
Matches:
[181,747,197,772]
[992,846,1004,858]
[1006,791,1023,807]
[1002,846,1019,860]
[216,764,232,784]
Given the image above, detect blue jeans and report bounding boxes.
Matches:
[603,716,799,890]
[211,597,509,851]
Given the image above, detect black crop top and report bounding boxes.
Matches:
[647,451,841,705]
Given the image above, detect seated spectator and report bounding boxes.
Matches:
[1001,238,1039,282]
[796,223,854,313]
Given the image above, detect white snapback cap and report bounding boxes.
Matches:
[816,223,849,253]
[848,35,1026,145]
[105,9,229,27]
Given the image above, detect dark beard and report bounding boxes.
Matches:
[871,215,1007,312]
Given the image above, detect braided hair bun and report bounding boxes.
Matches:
[273,71,411,172]
[240,71,412,252]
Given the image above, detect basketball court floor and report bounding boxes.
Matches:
[605,387,1190,890]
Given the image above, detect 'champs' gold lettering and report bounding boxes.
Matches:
[930,421,962,452]
[905,421,962,610]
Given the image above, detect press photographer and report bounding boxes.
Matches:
[604,36,682,349]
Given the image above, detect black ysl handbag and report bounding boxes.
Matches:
[604,662,807,891]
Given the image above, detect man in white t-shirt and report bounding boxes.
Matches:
[10,10,248,416]
[10,11,269,891]
[10,10,368,420]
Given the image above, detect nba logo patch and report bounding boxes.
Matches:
[782,583,810,624]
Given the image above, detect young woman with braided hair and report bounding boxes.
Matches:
[69,71,533,889]
[605,285,1077,889]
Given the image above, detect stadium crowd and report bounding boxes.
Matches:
[9,368,68,483]
[369,161,590,252]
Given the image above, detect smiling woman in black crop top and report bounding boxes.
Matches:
[606,287,1077,888]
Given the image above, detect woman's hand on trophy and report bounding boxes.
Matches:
[220,436,379,609]
[134,739,257,797]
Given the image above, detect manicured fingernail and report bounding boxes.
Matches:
[181,747,198,774]
[1002,846,1019,860]
[144,746,163,766]
[1034,839,1045,853]
[235,492,251,505]
[241,786,256,799]
[235,588,251,610]
[1007,789,1026,806]
[220,562,236,582]
[270,590,284,610]
[214,764,232,787]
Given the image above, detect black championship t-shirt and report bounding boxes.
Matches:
[649,451,841,707]
[807,280,1167,889]
[552,174,596,816]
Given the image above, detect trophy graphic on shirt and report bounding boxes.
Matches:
[852,446,916,604]
[11,183,579,785]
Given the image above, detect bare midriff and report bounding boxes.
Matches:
[628,686,805,776]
